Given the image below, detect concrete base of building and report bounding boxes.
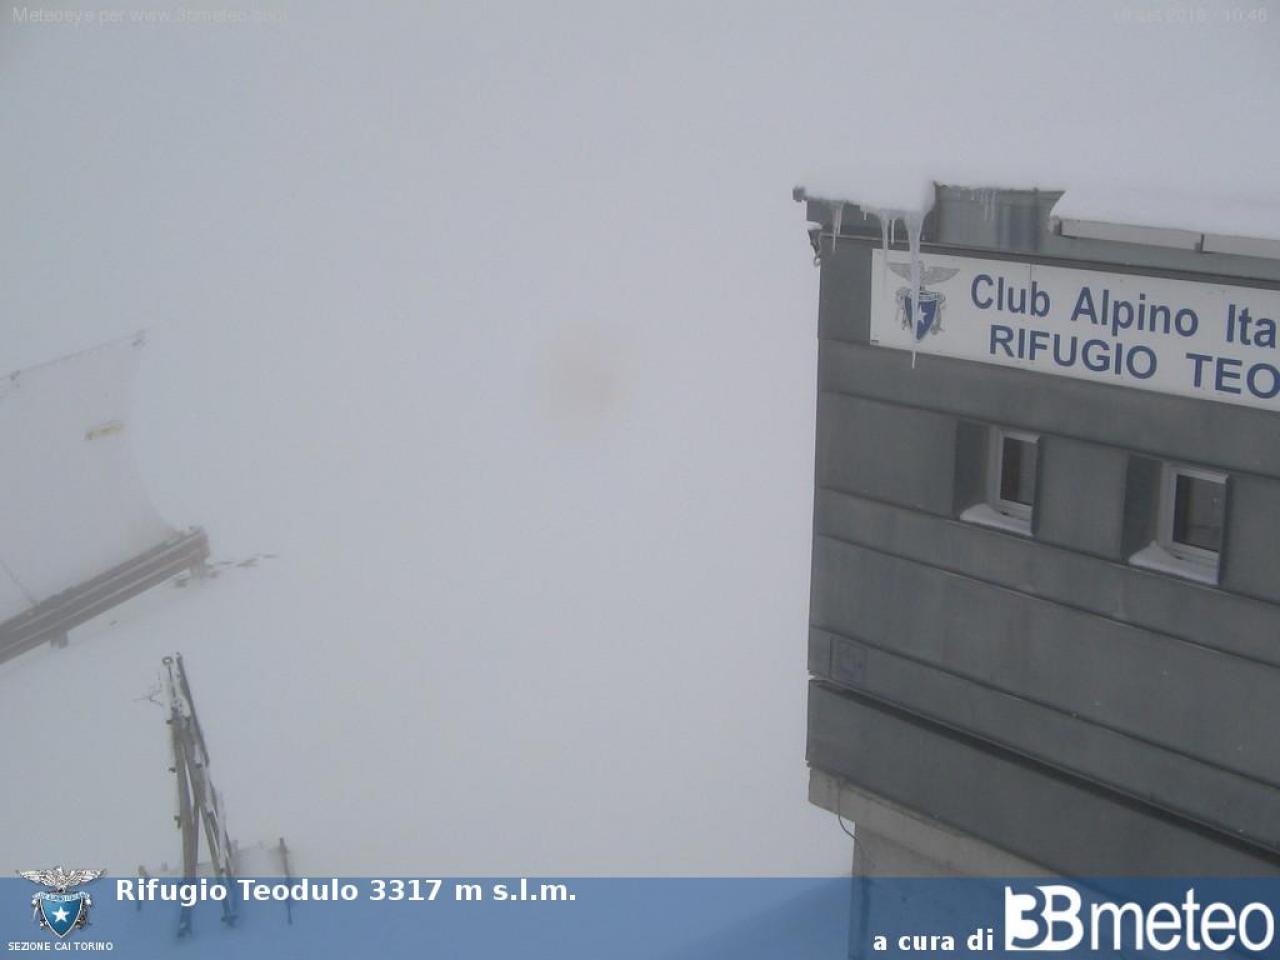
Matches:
[809,768,1049,877]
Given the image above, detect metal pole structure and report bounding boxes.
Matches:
[278,837,294,925]
[162,654,239,935]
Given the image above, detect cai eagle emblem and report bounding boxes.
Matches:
[18,867,106,939]
[889,262,960,340]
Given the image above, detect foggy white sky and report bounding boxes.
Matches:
[0,1,1274,876]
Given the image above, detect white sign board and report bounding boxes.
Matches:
[869,249,1280,412]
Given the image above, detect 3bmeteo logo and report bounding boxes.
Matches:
[1004,884,1276,953]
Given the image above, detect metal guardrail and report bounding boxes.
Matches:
[0,527,210,665]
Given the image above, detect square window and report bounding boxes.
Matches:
[998,434,1038,510]
[961,426,1038,535]
[1131,462,1226,584]
[1170,472,1224,554]
[1161,465,1226,563]
[991,429,1038,522]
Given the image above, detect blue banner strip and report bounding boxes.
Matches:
[1,877,1278,958]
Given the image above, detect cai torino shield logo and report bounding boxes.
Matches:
[890,261,960,340]
[18,867,105,939]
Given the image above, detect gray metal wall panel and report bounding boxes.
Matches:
[816,393,958,516]
[810,536,1280,785]
[808,627,832,678]
[818,242,872,343]
[804,202,1280,870]
[819,342,1280,480]
[807,683,1279,876]
[930,188,1059,255]
[1121,456,1163,558]
[1033,437,1128,558]
[814,628,1280,853]
[1222,474,1280,603]
[813,488,1280,668]
[952,421,989,514]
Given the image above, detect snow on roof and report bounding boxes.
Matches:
[797,10,1279,250]
[798,167,1280,251]
[1050,186,1280,245]
[798,170,941,220]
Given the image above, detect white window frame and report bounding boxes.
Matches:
[1130,462,1226,585]
[989,427,1038,522]
[1158,462,1227,565]
[961,426,1038,535]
